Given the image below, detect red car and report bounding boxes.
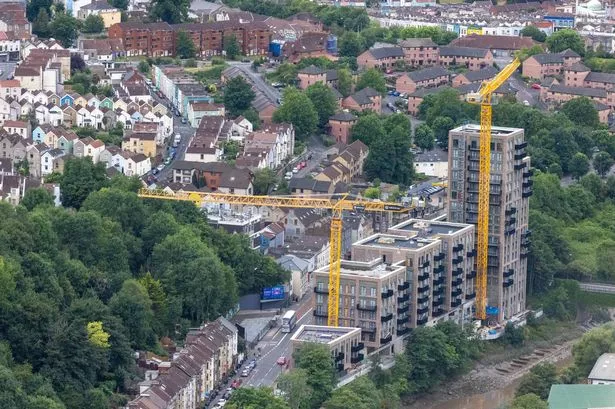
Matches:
[231,379,242,389]
[531,83,541,90]
[276,356,287,366]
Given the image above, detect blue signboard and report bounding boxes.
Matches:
[486,306,500,315]
[262,286,285,300]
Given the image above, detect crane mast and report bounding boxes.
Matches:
[138,189,409,326]
[467,58,521,320]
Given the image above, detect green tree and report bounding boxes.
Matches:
[109,0,128,9]
[32,8,51,38]
[21,188,54,211]
[222,140,241,161]
[224,76,256,117]
[81,14,104,33]
[324,377,382,409]
[149,0,189,23]
[27,0,52,21]
[413,124,435,150]
[277,369,313,409]
[60,158,108,209]
[227,387,290,409]
[545,29,585,55]
[561,97,599,128]
[85,322,110,349]
[242,108,261,130]
[252,168,278,195]
[593,152,614,177]
[138,60,151,74]
[338,31,364,57]
[350,113,384,146]
[596,241,615,280]
[293,343,336,408]
[49,12,81,48]
[510,394,548,409]
[502,322,526,346]
[273,88,318,140]
[516,363,557,400]
[305,83,338,129]
[520,26,547,42]
[356,69,386,94]
[363,186,380,199]
[109,280,155,349]
[365,125,414,185]
[569,152,590,180]
[572,325,615,376]
[432,116,455,149]
[337,68,353,97]
[175,30,196,59]
[224,35,241,60]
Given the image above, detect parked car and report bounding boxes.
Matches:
[292,167,299,174]
[164,157,172,165]
[523,100,530,106]
[531,83,541,90]
[156,164,165,172]
[181,117,187,124]
[276,356,287,366]
[393,91,400,97]
[231,379,242,388]
[241,369,250,377]
[387,90,395,96]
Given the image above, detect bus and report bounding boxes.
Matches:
[281,310,297,333]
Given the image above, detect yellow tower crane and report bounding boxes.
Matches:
[466,58,521,320]
[137,189,410,326]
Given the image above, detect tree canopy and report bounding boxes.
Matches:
[149,0,189,23]
[356,69,386,94]
[545,29,585,55]
[81,14,104,34]
[273,87,318,140]
[305,83,338,129]
[176,30,197,59]
[224,76,256,117]
[520,26,547,42]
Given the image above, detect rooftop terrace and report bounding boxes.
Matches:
[292,325,361,344]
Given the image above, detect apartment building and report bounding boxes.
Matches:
[438,46,493,71]
[357,46,405,70]
[290,325,365,373]
[109,22,175,57]
[328,112,357,145]
[398,38,439,67]
[521,49,581,80]
[563,63,615,91]
[395,66,451,94]
[447,124,531,322]
[342,87,381,113]
[542,84,612,109]
[313,258,410,353]
[452,66,499,87]
[297,65,338,90]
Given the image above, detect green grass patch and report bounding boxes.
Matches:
[578,291,615,307]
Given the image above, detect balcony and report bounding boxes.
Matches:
[466,270,477,279]
[468,153,479,161]
[351,343,365,352]
[503,279,514,288]
[381,289,394,299]
[469,144,479,151]
[351,353,364,364]
[357,303,377,312]
[506,217,517,226]
[453,243,464,252]
[417,306,429,314]
[432,298,444,307]
[451,299,462,308]
[397,327,411,336]
[417,295,429,304]
[505,227,516,236]
[466,292,476,300]
[504,269,514,278]
[452,278,463,287]
[313,310,328,317]
[451,288,463,297]
[398,281,410,291]
[505,207,517,216]
[417,317,428,325]
[422,260,430,268]
[381,313,394,323]
[522,189,533,198]
[418,285,430,293]
[523,180,533,188]
[523,170,533,178]
[433,308,445,317]
[452,255,464,265]
[335,352,345,362]
[314,286,329,294]
[397,305,410,314]
[418,273,430,281]
[336,363,344,372]
[453,268,464,277]
[434,265,445,274]
[380,334,393,345]
[433,276,445,285]
[466,249,477,257]
[521,250,529,259]
[434,252,446,261]
[521,239,531,248]
[433,287,444,296]
[361,327,376,334]
[397,294,410,303]
[397,316,410,325]
[515,142,528,150]
[514,163,527,170]
[514,153,527,160]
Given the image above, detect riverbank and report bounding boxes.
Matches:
[402,320,601,409]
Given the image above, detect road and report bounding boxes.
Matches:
[0,62,16,80]
[294,135,330,178]
[228,61,281,106]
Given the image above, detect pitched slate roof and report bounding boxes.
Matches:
[329,112,357,122]
[407,66,451,82]
[450,34,537,51]
[458,66,499,82]
[586,71,615,84]
[367,46,404,60]
[349,87,380,105]
[439,46,489,58]
[398,38,437,48]
[548,84,607,98]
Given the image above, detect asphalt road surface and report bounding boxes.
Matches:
[228,61,281,106]
[0,62,16,80]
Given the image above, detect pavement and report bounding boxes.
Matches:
[0,62,16,80]
[228,61,281,106]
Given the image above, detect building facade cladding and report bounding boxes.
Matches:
[446,125,531,322]
[351,220,476,329]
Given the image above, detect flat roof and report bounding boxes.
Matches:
[316,258,405,279]
[548,384,615,409]
[391,219,470,235]
[589,353,615,381]
[291,325,360,344]
[362,234,439,249]
[450,124,523,135]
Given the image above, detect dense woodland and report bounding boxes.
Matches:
[0,159,288,409]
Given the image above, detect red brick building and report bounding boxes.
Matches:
[398,38,439,67]
[328,112,357,145]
